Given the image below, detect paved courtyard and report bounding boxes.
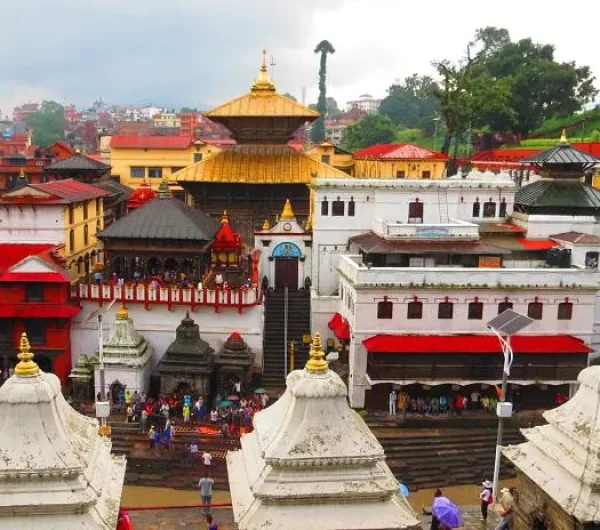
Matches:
[128,505,501,530]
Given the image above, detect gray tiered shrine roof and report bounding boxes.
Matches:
[515,179,600,209]
[46,153,111,172]
[155,312,215,376]
[521,142,600,167]
[215,332,255,370]
[98,197,219,241]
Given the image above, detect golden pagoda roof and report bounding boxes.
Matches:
[176,144,352,184]
[280,199,295,220]
[204,54,319,120]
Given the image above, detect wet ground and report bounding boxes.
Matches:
[123,480,516,529]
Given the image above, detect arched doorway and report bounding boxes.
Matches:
[272,242,302,290]
[147,258,161,277]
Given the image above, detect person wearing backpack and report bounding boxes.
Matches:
[480,480,493,521]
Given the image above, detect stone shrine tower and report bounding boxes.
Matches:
[0,333,126,529]
[154,311,215,395]
[214,331,255,394]
[94,303,153,396]
[504,365,600,529]
[227,333,421,530]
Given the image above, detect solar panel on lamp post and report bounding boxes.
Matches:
[486,309,534,502]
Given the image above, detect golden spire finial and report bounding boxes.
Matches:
[560,128,569,144]
[221,210,230,224]
[116,303,129,320]
[305,332,328,373]
[262,218,271,231]
[15,332,40,377]
[251,49,276,94]
[280,199,295,220]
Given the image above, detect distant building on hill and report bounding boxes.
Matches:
[347,94,381,114]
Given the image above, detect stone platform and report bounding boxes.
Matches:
[128,505,501,530]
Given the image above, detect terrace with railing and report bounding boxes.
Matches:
[72,282,262,312]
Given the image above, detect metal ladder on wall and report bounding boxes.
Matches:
[438,186,450,224]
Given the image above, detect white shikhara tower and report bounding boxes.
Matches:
[227,332,420,530]
[0,333,126,530]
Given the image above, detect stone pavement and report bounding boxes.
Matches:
[129,506,234,530]
[128,504,500,530]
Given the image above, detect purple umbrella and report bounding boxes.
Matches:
[432,497,462,529]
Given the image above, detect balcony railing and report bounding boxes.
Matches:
[338,254,600,289]
[72,283,262,313]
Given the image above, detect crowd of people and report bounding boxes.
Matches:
[388,388,510,416]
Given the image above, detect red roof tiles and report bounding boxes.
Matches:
[110,136,194,149]
[353,143,447,160]
[0,179,110,204]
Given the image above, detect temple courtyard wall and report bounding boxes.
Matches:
[71,301,264,374]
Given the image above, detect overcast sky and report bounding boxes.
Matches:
[1,0,599,116]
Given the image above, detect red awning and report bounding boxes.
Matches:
[0,305,81,318]
[362,334,591,355]
[328,312,343,330]
[329,312,351,341]
[517,238,556,250]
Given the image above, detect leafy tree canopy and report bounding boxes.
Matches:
[432,26,597,155]
[282,92,297,102]
[180,106,198,113]
[25,100,66,148]
[342,114,396,151]
[379,74,440,132]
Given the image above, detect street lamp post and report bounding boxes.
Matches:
[486,309,534,501]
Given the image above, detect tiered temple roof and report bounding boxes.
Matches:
[227,333,420,530]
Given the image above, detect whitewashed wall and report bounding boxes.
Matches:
[72,302,264,372]
[0,204,65,243]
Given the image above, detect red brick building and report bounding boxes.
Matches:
[0,244,80,386]
[0,141,75,191]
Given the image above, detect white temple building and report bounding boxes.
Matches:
[227,332,420,530]
[93,303,153,396]
[0,333,126,529]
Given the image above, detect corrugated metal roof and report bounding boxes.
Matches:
[515,180,600,208]
[99,197,219,241]
[550,231,600,245]
[110,136,194,149]
[32,179,111,201]
[176,144,351,184]
[46,153,110,171]
[520,143,600,165]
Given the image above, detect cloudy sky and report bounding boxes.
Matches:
[1,0,599,115]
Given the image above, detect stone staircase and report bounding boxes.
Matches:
[261,289,311,388]
[108,419,238,489]
[368,413,545,491]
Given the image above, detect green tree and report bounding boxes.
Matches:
[282,92,297,102]
[309,97,341,118]
[477,35,597,135]
[311,40,336,144]
[180,106,198,113]
[26,101,66,147]
[342,114,397,151]
[379,74,440,131]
